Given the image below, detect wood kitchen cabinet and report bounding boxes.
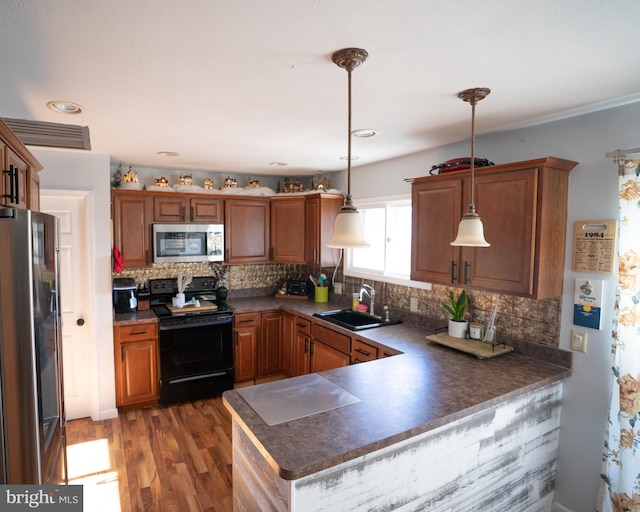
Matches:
[282,312,296,377]
[282,314,312,377]
[234,312,258,384]
[270,196,306,263]
[408,156,578,299]
[305,193,344,266]
[1,117,42,210]
[154,195,224,223]
[113,322,159,408]
[258,311,283,378]
[112,190,152,268]
[225,197,270,264]
[310,322,351,373]
[351,338,378,364]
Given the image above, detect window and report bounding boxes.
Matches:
[345,195,431,290]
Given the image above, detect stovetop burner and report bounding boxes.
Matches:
[149,276,233,320]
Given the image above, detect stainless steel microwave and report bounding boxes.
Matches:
[152,223,224,263]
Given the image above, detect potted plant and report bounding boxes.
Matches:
[442,289,468,338]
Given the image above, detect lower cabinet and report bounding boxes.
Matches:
[234,312,258,384]
[258,311,283,379]
[283,314,312,378]
[351,338,378,364]
[310,323,351,373]
[113,322,159,408]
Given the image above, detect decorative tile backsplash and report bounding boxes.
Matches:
[114,263,561,348]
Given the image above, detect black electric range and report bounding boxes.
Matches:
[148,276,234,405]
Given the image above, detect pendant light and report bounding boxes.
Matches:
[451,87,491,247]
[327,48,370,249]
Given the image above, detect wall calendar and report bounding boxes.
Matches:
[571,220,617,274]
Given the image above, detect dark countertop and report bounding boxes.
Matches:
[113,308,158,326]
[222,295,572,481]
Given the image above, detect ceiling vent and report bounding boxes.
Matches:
[2,117,91,150]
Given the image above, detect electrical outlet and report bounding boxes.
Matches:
[410,297,419,313]
[334,282,343,295]
[570,329,588,353]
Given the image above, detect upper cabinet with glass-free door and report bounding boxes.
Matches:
[408,157,578,299]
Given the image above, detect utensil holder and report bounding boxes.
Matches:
[314,286,329,303]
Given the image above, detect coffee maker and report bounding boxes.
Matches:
[113,278,137,313]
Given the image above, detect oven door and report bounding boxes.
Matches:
[158,314,233,405]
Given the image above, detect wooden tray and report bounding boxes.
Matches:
[166,300,218,315]
[274,294,310,300]
[426,333,513,359]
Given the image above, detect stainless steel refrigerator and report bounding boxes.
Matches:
[0,207,66,484]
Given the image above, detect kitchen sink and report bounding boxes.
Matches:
[313,309,401,331]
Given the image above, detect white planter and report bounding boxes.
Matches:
[448,319,469,339]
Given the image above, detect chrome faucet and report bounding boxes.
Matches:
[359,284,376,317]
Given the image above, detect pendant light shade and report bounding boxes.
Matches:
[451,87,491,247]
[326,202,369,248]
[326,48,370,249]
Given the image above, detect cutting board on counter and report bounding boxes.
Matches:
[166,300,218,315]
[426,333,513,359]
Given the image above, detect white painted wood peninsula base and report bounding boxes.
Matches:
[231,382,563,512]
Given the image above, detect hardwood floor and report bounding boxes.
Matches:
[66,398,233,512]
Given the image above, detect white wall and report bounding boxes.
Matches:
[351,101,640,512]
[32,147,118,421]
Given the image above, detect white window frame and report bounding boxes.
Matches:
[344,194,432,291]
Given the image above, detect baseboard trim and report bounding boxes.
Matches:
[552,501,574,512]
[92,407,119,421]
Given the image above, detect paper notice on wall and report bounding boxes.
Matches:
[572,220,617,274]
[573,278,604,329]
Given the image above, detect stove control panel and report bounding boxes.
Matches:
[149,276,218,296]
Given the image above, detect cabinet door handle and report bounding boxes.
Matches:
[182,206,187,221]
[304,337,309,354]
[450,260,457,283]
[128,330,148,335]
[269,247,274,260]
[3,166,16,203]
[238,319,253,324]
[464,261,470,284]
[313,248,317,264]
[296,322,306,328]
[121,346,125,362]
[191,206,195,221]
[355,348,371,356]
[310,341,314,355]
[234,331,239,345]
[13,166,19,204]
[225,248,230,261]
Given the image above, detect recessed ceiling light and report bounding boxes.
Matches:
[269,162,288,166]
[352,128,378,138]
[46,100,83,114]
[157,151,179,157]
[339,155,359,161]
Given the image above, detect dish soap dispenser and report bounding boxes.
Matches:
[352,292,359,311]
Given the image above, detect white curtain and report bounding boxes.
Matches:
[598,158,640,512]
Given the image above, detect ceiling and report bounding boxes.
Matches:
[1,0,640,176]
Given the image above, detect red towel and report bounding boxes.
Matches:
[113,245,124,273]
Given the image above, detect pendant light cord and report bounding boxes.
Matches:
[469,99,476,210]
[347,68,352,197]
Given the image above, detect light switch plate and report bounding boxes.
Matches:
[570,329,588,352]
[410,297,418,313]
[333,282,343,295]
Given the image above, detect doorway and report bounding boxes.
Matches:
[41,190,94,420]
